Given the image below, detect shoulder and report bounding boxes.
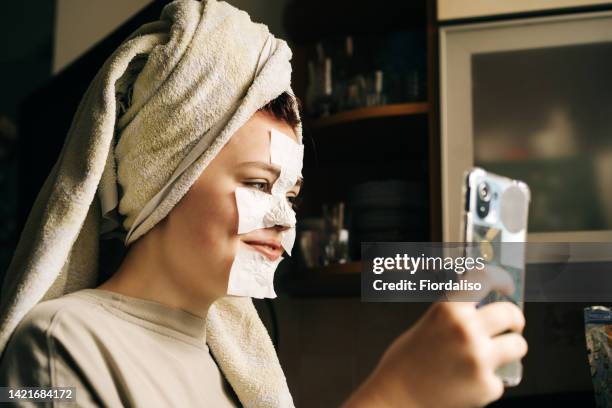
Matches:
[8,291,107,349]
[0,291,109,386]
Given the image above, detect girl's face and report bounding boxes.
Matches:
[158,111,301,302]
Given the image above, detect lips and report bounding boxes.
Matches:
[242,240,283,261]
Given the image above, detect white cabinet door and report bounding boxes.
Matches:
[438,0,612,21]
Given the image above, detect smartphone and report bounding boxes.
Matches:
[462,167,530,386]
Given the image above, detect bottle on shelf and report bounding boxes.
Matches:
[337,36,355,111]
[306,42,334,118]
[366,69,387,107]
[322,202,349,265]
[305,60,317,113]
[316,57,335,117]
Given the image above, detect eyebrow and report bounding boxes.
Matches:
[239,161,280,175]
[239,161,303,188]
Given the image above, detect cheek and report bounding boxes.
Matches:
[184,183,239,250]
[166,175,241,284]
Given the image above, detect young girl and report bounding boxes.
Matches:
[0,1,526,407]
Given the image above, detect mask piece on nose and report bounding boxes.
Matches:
[235,187,297,254]
[227,128,304,299]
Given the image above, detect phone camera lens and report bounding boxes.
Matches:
[478,182,491,203]
[476,182,491,219]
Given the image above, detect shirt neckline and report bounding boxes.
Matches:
[71,288,208,342]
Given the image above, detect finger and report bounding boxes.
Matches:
[477,302,525,336]
[491,332,528,367]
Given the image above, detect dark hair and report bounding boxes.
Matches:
[258,91,302,128]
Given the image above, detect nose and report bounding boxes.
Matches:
[263,196,297,229]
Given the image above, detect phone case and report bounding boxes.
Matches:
[462,167,531,387]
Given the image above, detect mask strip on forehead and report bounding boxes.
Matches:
[270,128,303,196]
[270,128,303,175]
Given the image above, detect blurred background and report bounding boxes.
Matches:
[1,1,612,406]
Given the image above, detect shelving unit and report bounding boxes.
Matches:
[311,102,429,128]
[278,0,441,297]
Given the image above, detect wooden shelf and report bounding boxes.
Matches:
[311,102,429,128]
[308,261,361,274]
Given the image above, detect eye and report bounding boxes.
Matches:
[244,180,269,192]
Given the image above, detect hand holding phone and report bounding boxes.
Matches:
[462,167,530,386]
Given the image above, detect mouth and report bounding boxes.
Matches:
[242,240,283,261]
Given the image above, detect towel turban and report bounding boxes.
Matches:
[0,0,299,406]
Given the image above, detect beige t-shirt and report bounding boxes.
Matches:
[0,289,240,407]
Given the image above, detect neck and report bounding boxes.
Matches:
[98,227,215,318]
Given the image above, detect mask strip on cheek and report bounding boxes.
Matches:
[235,187,297,254]
[230,188,295,298]
[235,187,273,234]
[227,247,283,299]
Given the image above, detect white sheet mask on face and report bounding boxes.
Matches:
[227,248,283,299]
[235,187,297,254]
[227,128,304,299]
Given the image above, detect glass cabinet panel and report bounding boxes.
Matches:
[472,42,612,232]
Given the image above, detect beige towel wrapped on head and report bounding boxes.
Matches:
[0,0,299,406]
